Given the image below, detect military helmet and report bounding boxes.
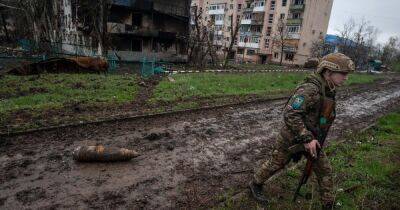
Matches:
[317,53,355,73]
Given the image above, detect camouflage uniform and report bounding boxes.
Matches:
[252,53,355,206]
[254,73,335,205]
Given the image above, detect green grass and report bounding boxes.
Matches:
[152,72,380,103]
[216,111,400,209]
[0,73,138,125]
[391,61,400,72]
[152,72,307,102]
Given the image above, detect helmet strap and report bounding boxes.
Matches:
[323,71,336,91]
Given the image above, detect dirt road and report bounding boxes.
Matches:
[1,78,400,209]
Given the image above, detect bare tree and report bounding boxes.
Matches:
[381,36,399,65]
[272,18,289,65]
[188,5,217,68]
[335,18,380,69]
[222,13,242,68]
[310,38,331,58]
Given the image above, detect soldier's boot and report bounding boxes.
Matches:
[248,181,268,204]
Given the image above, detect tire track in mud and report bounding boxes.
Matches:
[0,80,400,209]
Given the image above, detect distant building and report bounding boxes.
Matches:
[324,34,356,55]
[191,0,334,65]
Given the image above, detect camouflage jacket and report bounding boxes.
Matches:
[281,73,336,144]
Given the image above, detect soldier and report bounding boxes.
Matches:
[249,53,355,209]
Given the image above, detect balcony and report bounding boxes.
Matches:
[215,20,224,25]
[214,40,224,46]
[241,19,252,25]
[208,9,225,15]
[283,45,297,52]
[215,30,224,35]
[289,4,305,11]
[251,19,264,25]
[286,18,303,25]
[112,0,132,7]
[243,7,253,13]
[253,6,265,12]
[238,42,260,49]
[286,33,301,39]
[107,22,126,33]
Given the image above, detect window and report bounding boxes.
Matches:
[215,14,224,21]
[268,14,274,23]
[252,25,262,33]
[244,13,252,20]
[287,25,300,33]
[294,0,304,5]
[285,53,294,61]
[210,4,225,10]
[215,25,223,31]
[266,26,272,36]
[274,52,279,58]
[247,49,255,55]
[237,48,244,54]
[282,0,287,6]
[280,13,285,19]
[292,13,301,19]
[251,36,260,43]
[230,4,233,9]
[237,4,242,10]
[270,1,275,10]
[216,35,223,40]
[239,35,246,42]
[255,1,265,7]
[265,39,270,48]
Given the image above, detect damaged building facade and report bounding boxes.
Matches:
[107,0,190,62]
[0,0,190,63]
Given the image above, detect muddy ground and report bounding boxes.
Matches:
[1,77,400,209]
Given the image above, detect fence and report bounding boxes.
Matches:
[0,40,174,77]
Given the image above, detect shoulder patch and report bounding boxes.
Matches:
[291,95,305,110]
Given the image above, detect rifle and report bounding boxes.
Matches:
[291,130,328,202]
[291,97,335,202]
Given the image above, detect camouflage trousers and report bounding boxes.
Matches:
[254,134,334,205]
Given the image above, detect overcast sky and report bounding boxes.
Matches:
[327,0,400,44]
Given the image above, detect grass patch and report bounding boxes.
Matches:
[0,73,138,126]
[153,72,307,102]
[152,72,380,103]
[216,111,400,209]
[391,61,400,72]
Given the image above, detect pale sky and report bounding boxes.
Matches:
[327,0,400,44]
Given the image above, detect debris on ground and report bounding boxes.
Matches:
[5,57,108,75]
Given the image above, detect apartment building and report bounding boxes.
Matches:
[191,0,333,65]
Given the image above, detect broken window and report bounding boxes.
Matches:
[132,13,142,29]
[132,39,142,51]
